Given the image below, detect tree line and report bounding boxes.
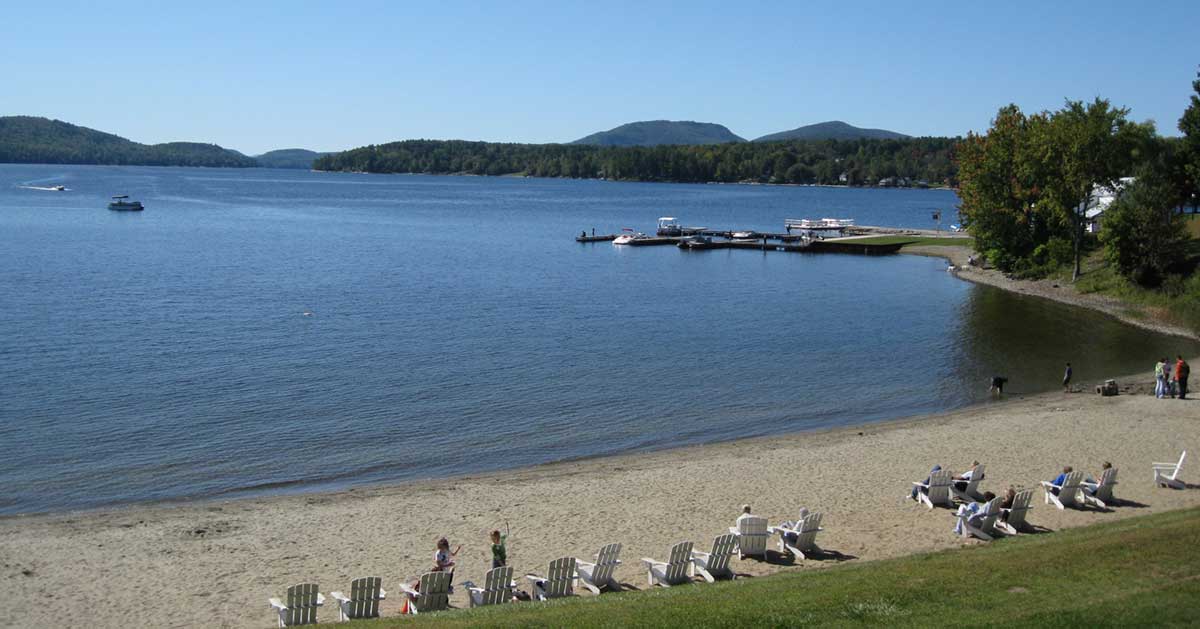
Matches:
[957,68,1200,289]
[313,137,959,186]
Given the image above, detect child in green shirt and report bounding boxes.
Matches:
[490,529,507,569]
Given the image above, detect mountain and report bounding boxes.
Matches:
[0,116,257,167]
[571,120,745,146]
[254,148,331,169]
[753,120,909,143]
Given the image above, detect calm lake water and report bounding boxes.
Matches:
[1,165,1194,515]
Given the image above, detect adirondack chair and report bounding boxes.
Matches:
[951,464,986,502]
[1153,451,1186,489]
[399,571,452,615]
[1042,470,1085,509]
[997,489,1033,535]
[956,496,1003,541]
[330,576,386,621]
[769,511,824,559]
[575,543,622,594]
[691,533,738,582]
[462,566,513,607]
[913,469,954,509]
[729,516,769,559]
[268,583,324,627]
[526,557,577,600]
[641,541,695,587]
[1084,468,1118,507]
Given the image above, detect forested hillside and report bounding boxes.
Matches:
[571,120,745,146]
[0,116,257,167]
[314,136,958,186]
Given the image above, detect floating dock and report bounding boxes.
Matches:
[577,218,910,255]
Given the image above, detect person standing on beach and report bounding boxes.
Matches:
[1177,355,1190,400]
[1062,362,1072,392]
[1155,358,1167,399]
[490,529,508,569]
[989,376,1007,396]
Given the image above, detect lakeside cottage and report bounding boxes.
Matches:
[1083,176,1136,233]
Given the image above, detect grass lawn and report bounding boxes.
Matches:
[841,235,974,247]
[1185,213,1200,239]
[361,507,1200,628]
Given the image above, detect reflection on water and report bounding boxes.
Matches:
[0,164,1194,515]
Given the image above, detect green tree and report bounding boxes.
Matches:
[1179,66,1200,210]
[1099,163,1189,286]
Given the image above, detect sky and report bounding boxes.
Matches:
[2,1,1198,155]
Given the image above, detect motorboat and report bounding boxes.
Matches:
[677,235,722,250]
[107,195,144,211]
[656,216,682,236]
[612,228,644,245]
[52,185,65,191]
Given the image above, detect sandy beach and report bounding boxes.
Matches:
[2,381,1196,628]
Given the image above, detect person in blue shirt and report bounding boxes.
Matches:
[910,464,942,500]
[1049,466,1073,492]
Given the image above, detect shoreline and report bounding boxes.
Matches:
[3,380,1198,628]
[903,244,1200,341]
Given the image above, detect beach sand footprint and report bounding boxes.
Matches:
[183,520,240,540]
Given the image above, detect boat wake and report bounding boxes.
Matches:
[19,185,69,192]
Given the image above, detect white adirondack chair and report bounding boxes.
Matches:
[1153,451,1186,489]
[951,464,986,502]
[399,571,451,614]
[269,583,324,627]
[769,511,824,559]
[463,566,513,607]
[1042,470,1085,509]
[1084,468,1118,507]
[526,557,577,600]
[956,496,1003,541]
[641,541,695,587]
[729,516,769,559]
[330,576,386,621]
[575,543,622,594]
[913,469,954,509]
[997,489,1034,535]
[691,533,738,582]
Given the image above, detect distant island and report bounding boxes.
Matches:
[0,116,330,169]
[254,148,332,169]
[314,135,957,187]
[753,120,909,142]
[0,116,257,168]
[571,120,745,146]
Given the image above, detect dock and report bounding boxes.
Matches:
[576,218,913,255]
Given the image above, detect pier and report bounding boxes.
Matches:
[576,218,908,255]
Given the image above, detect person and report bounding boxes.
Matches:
[1047,466,1072,493]
[490,529,507,569]
[1062,362,1072,392]
[989,376,1008,396]
[1155,358,1168,399]
[432,537,460,591]
[735,504,757,531]
[911,464,942,500]
[1084,462,1113,495]
[778,507,811,547]
[1177,355,1190,400]
[953,491,997,535]
[953,461,981,493]
[998,486,1017,522]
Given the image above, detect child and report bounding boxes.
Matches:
[490,529,507,569]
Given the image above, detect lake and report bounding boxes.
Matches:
[1,165,1193,515]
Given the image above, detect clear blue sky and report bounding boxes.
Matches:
[3,1,1197,155]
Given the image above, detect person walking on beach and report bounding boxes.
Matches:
[1155,358,1168,399]
[1177,355,1190,400]
[433,537,460,591]
[989,376,1008,396]
[1062,362,1072,392]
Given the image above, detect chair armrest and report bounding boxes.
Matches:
[316,593,325,605]
[269,598,286,611]
[912,481,930,488]
[1040,481,1061,490]
[575,559,596,570]
[399,584,420,597]
[641,558,664,569]
[728,527,740,536]
[379,589,387,599]
[330,591,349,604]
[524,573,545,584]
[691,550,711,560]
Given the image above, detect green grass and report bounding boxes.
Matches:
[1186,213,1200,240]
[843,235,974,247]
[1071,247,1200,334]
[362,507,1200,628]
